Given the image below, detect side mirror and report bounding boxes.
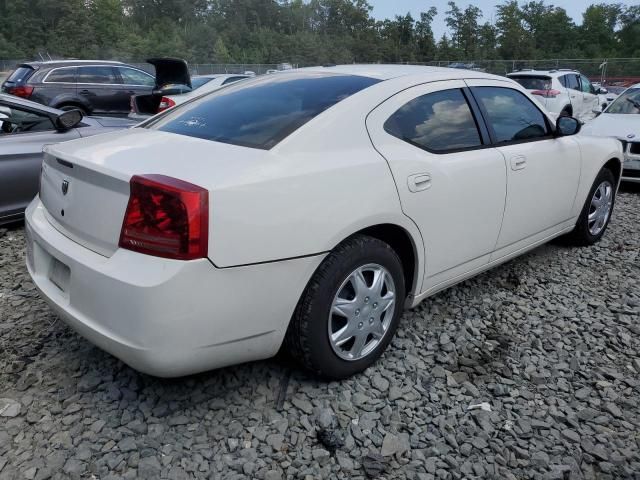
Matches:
[598,87,608,94]
[556,116,581,136]
[55,109,83,131]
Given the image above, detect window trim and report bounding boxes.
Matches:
[43,65,136,86]
[468,86,555,147]
[383,87,489,155]
[42,66,78,84]
[116,66,156,87]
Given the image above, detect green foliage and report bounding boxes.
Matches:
[0,0,637,63]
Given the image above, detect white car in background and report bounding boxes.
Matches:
[156,74,250,112]
[508,69,602,120]
[582,83,640,183]
[25,65,622,378]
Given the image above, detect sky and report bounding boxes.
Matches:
[367,0,596,39]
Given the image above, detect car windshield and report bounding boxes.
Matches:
[606,88,640,114]
[145,72,380,149]
[509,76,551,90]
[191,77,215,90]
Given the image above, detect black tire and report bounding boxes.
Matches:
[560,107,572,117]
[563,168,616,246]
[58,104,87,116]
[285,235,405,379]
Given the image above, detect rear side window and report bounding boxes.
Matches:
[562,74,580,90]
[147,73,380,149]
[509,76,551,90]
[77,66,118,84]
[384,89,482,152]
[119,67,154,86]
[45,67,77,83]
[473,87,549,143]
[7,66,34,83]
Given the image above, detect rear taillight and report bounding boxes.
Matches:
[157,96,176,113]
[531,89,561,98]
[119,175,209,260]
[8,85,34,98]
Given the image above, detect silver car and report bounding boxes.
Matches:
[0,93,136,225]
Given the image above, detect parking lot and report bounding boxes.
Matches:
[0,184,638,480]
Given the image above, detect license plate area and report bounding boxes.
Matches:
[49,257,70,294]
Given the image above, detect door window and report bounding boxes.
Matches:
[580,75,595,94]
[0,105,55,134]
[472,87,549,144]
[119,67,155,86]
[563,74,580,91]
[45,67,77,83]
[384,89,482,152]
[77,66,118,85]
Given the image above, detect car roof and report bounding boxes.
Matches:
[193,74,249,79]
[18,60,126,69]
[0,92,62,115]
[508,69,579,76]
[294,64,501,81]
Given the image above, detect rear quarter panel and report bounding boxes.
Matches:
[571,135,623,216]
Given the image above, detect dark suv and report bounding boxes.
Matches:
[1,60,156,116]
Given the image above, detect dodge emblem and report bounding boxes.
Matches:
[61,179,69,195]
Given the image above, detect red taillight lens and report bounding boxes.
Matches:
[119,175,209,260]
[531,89,561,98]
[8,85,34,98]
[157,96,176,113]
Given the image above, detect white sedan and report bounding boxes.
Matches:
[581,83,640,183]
[25,65,623,378]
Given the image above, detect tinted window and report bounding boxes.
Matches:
[222,76,247,86]
[0,105,54,134]
[147,73,380,149]
[7,66,34,82]
[580,75,594,94]
[119,67,154,86]
[509,76,551,91]
[45,67,76,83]
[191,77,215,89]
[384,89,482,152]
[473,87,549,143]
[564,74,580,90]
[77,66,118,84]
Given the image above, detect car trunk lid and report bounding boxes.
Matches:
[40,128,269,258]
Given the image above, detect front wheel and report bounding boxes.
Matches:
[564,168,616,246]
[285,235,405,379]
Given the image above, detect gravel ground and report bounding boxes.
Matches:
[1,186,639,480]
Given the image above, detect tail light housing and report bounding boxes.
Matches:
[119,175,208,260]
[7,85,34,98]
[157,96,176,113]
[531,89,561,98]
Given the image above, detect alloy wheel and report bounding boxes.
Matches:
[588,180,613,236]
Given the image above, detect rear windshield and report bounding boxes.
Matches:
[145,72,380,149]
[7,66,34,83]
[191,77,214,90]
[509,76,551,90]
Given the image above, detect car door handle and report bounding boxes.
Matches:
[79,89,91,95]
[510,156,527,171]
[407,173,431,192]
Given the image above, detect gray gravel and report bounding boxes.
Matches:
[1,186,639,480]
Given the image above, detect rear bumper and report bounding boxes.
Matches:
[25,197,323,377]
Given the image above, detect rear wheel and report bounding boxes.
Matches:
[58,104,87,116]
[560,107,572,117]
[285,235,405,379]
[564,168,616,246]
